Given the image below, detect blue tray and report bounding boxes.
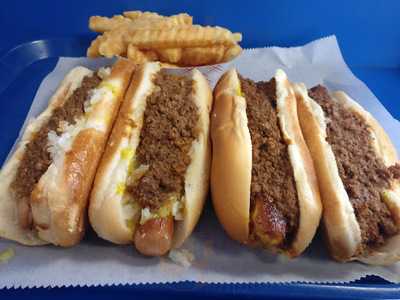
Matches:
[0,37,399,299]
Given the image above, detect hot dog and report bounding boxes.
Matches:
[210,69,322,257]
[0,59,135,246]
[294,83,400,265]
[89,62,212,256]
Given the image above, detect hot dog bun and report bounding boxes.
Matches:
[210,69,252,243]
[211,69,322,257]
[294,84,400,265]
[89,62,212,255]
[0,59,135,246]
[0,66,92,246]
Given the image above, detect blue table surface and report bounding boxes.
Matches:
[0,1,399,299]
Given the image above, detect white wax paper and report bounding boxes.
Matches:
[1,36,399,288]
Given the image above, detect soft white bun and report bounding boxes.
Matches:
[211,69,252,244]
[294,85,400,265]
[275,70,322,256]
[89,62,212,249]
[0,60,135,246]
[211,69,322,256]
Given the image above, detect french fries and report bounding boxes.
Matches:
[87,11,242,66]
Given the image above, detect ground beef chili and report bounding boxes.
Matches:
[128,71,199,210]
[239,76,299,249]
[308,85,399,251]
[389,164,400,180]
[10,73,101,228]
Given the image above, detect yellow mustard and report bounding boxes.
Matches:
[116,182,126,196]
[236,85,244,97]
[99,81,120,96]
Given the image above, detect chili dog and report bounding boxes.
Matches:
[294,84,400,265]
[210,69,322,257]
[89,62,212,256]
[0,59,135,246]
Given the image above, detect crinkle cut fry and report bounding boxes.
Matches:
[127,44,157,63]
[89,15,132,33]
[146,45,242,66]
[87,35,105,57]
[156,48,183,63]
[122,11,163,20]
[123,11,192,26]
[179,45,242,66]
[90,12,192,34]
[118,44,242,66]
[99,25,239,55]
